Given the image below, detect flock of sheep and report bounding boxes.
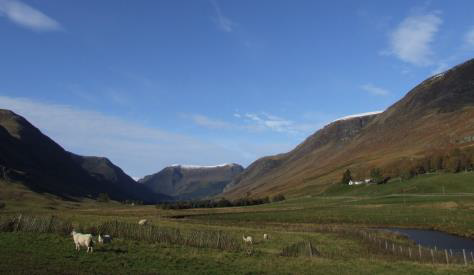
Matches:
[71,218,268,253]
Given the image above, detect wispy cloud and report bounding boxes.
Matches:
[464,26,474,49]
[243,113,295,133]
[0,96,246,178]
[360,83,390,96]
[188,114,233,130]
[431,61,449,75]
[0,0,61,31]
[210,0,235,32]
[383,11,442,66]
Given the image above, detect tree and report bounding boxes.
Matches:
[97,193,110,202]
[272,194,286,202]
[370,168,382,183]
[341,169,352,185]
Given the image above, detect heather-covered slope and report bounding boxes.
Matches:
[224,59,474,198]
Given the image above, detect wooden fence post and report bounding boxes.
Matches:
[419,245,422,261]
[308,241,313,257]
[431,249,434,264]
[445,249,449,265]
[463,249,467,266]
[409,247,412,259]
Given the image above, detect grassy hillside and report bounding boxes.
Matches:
[324,172,474,196]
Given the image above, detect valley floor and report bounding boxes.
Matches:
[1,173,474,274]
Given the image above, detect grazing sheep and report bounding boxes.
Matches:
[71,230,94,253]
[98,234,112,244]
[242,235,253,244]
[263,234,269,240]
[138,219,148,225]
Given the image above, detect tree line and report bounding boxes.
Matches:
[156,194,286,210]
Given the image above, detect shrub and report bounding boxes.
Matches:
[0,202,5,209]
[97,193,110,202]
[272,194,286,202]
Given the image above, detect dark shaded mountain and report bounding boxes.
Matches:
[0,109,167,203]
[140,164,244,200]
[70,154,170,202]
[224,58,474,198]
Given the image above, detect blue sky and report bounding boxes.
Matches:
[1,0,474,178]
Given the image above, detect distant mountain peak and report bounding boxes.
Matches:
[169,163,238,169]
[140,163,243,200]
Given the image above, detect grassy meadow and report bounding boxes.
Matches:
[1,172,474,274]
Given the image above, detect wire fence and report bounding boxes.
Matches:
[0,214,243,252]
[360,230,474,266]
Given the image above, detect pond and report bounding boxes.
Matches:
[380,228,474,252]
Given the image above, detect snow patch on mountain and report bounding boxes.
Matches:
[170,163,235,169]
[334,111,383,122]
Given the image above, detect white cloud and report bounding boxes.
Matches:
[188,114,233,129]
[244,113,295,133]
[0,96,246,178]
[464,26,474,49]
[360,83,390,96]
[210,0,235,32]
[385,12,442,66]
[0,0,61,31]
[187,111,327,136]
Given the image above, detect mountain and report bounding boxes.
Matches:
[139,163,244,200]
[0,109,167,203]
[69,154,170,202]
[223,58,474,198]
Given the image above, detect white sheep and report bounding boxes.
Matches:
[98,234,112,244]
[263,233,269,240]
[138,219,148,225]
[71,230,94,253]
[242,235,253,244]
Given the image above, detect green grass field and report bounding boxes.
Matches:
[1,172,474,274]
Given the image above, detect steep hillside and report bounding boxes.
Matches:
[224,59,474,198]
[140,164,243,200]
[70,154,170,202]
[0,109,166,203]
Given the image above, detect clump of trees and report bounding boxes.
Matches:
[341,169,352,185]
[156,195,285,210]
[272,194,286,202]
[97,193,110,202]
[122,200,143,205]
[341,147,474,184]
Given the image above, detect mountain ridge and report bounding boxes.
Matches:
[223,58,474,198]
[140,163,244,200]
[0,109,168,203]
